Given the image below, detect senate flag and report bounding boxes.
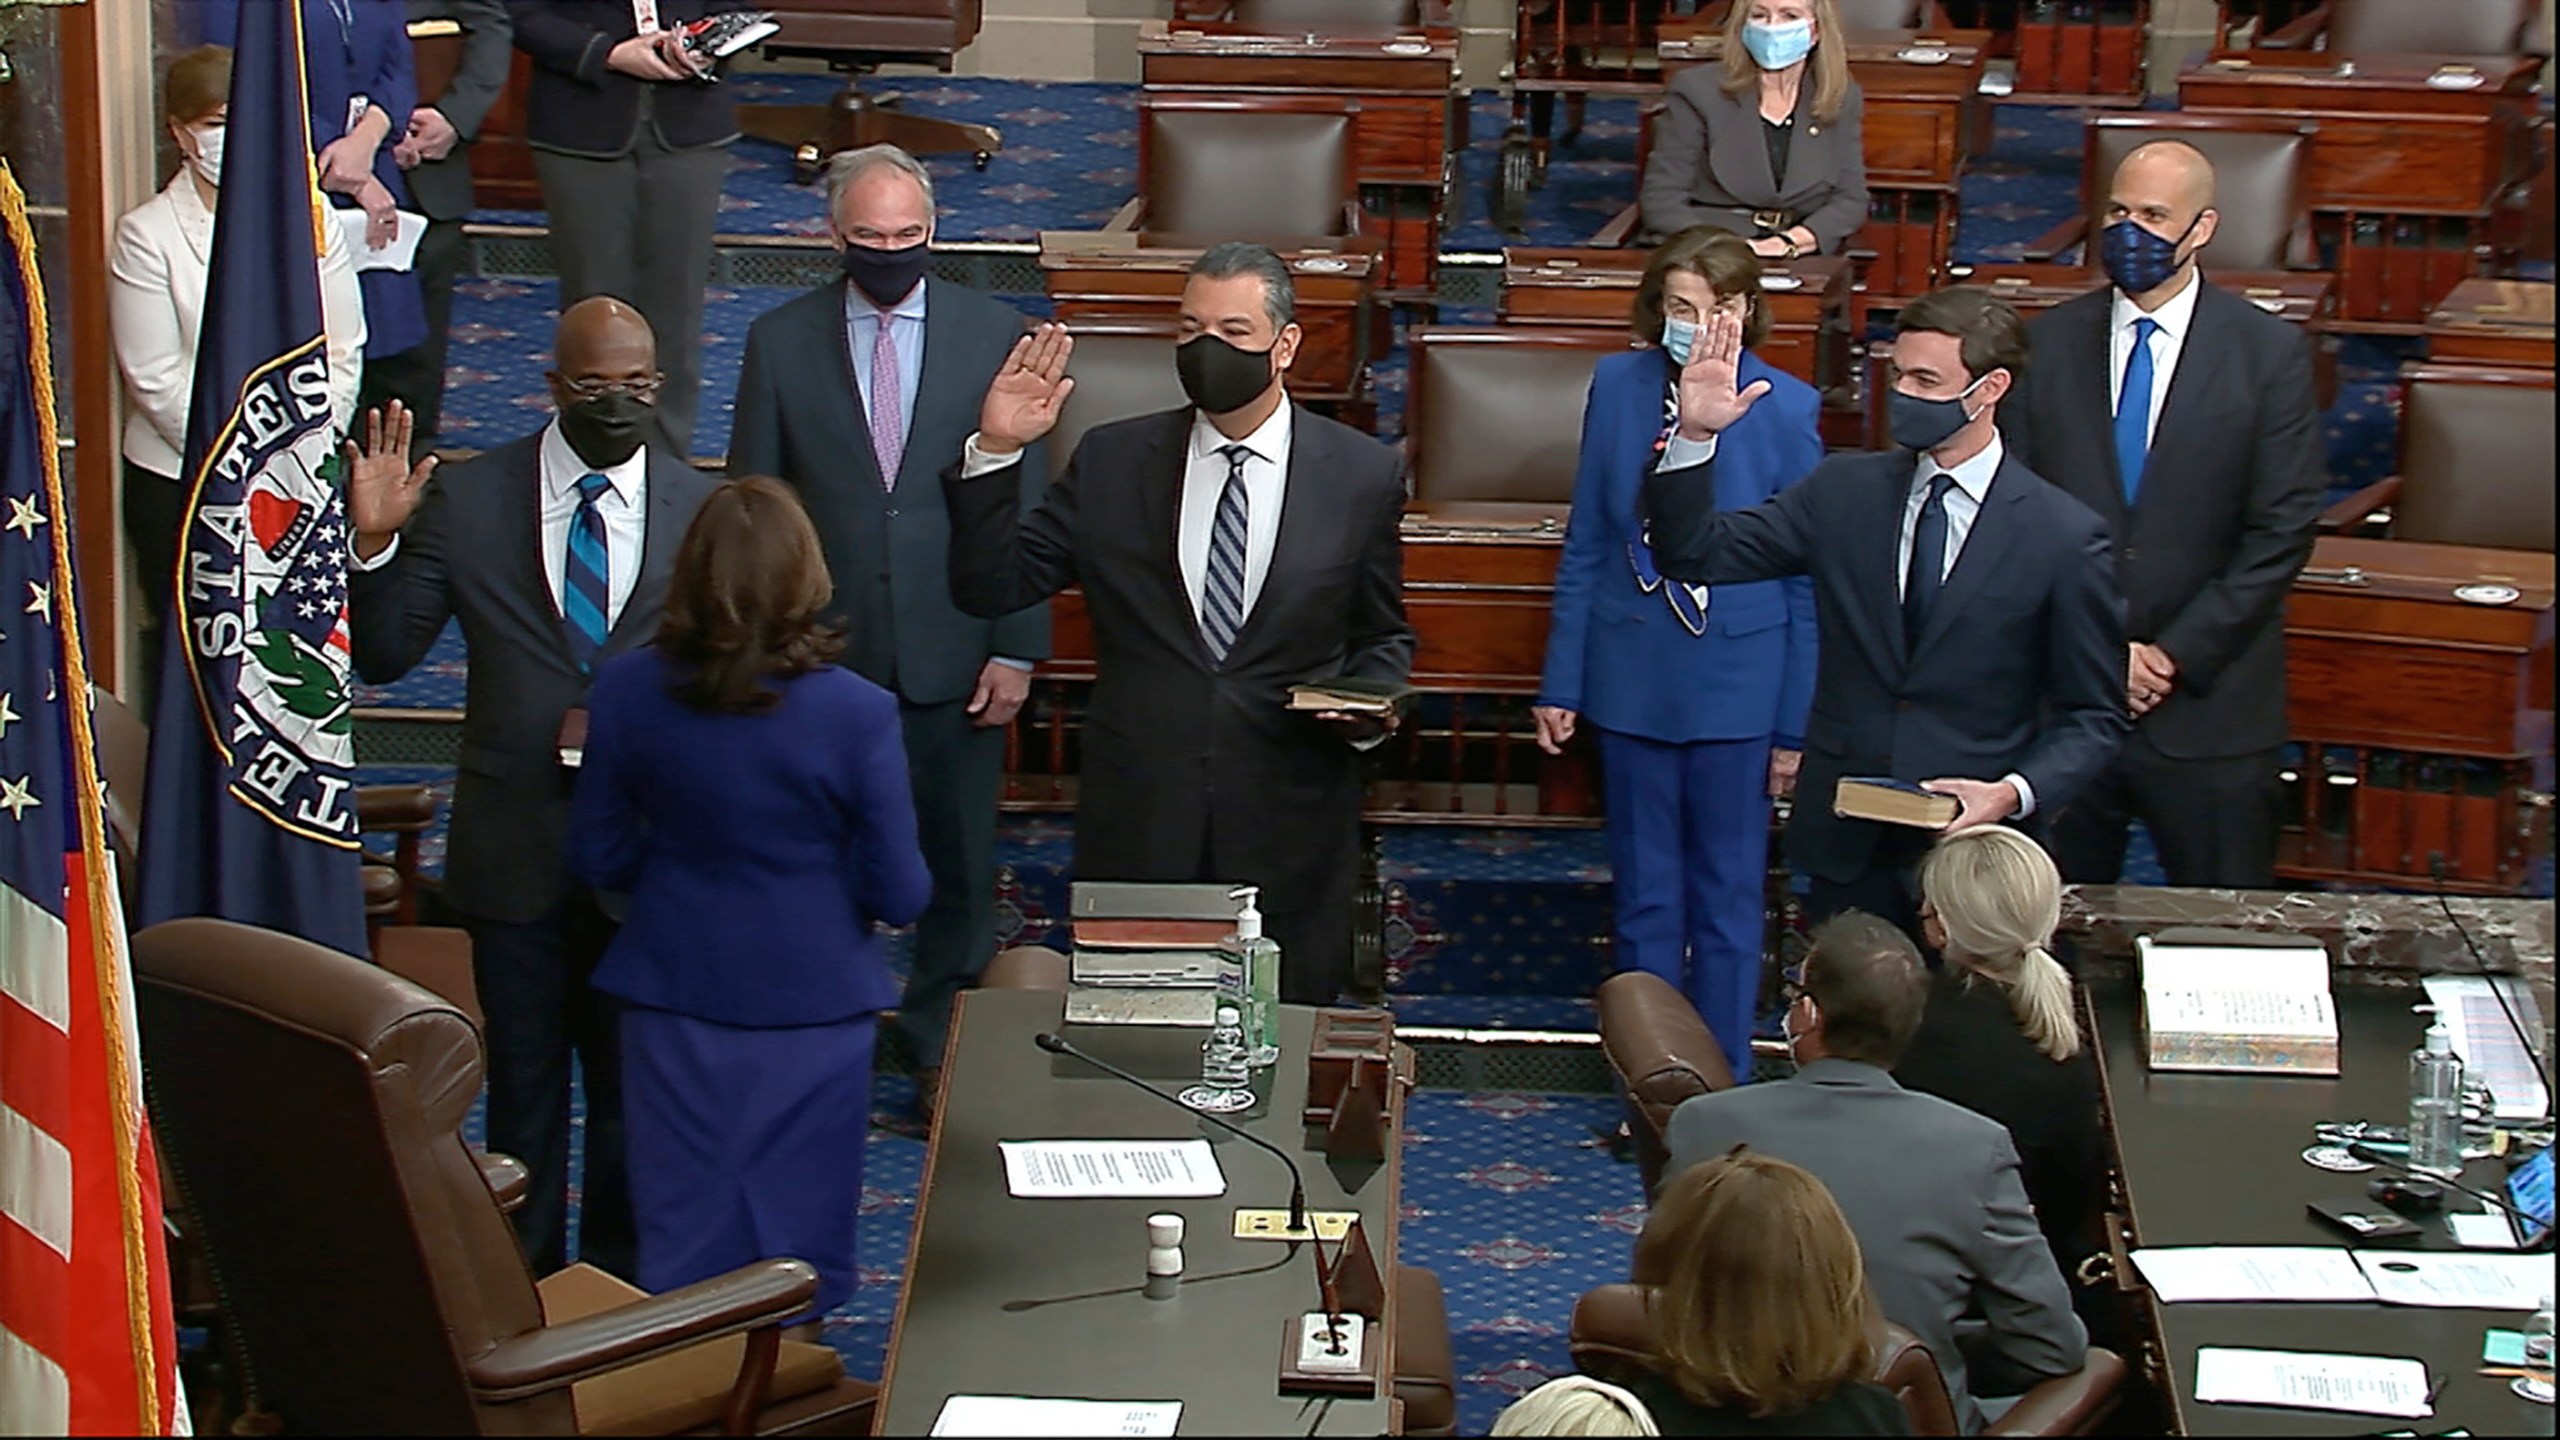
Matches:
[0,162,189,1435]
[138,0,367,955]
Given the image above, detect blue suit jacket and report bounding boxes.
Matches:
[1539,347,1820,746]
[570,648,932,1027]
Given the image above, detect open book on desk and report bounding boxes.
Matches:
[2139,931,2338,1076]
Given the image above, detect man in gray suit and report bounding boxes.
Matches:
[728,145,1047,1117]
[1663,912,2088,1431]
[346,297,720,1276]
[383,0,515,457]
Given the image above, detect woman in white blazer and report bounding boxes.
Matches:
[110,44,366,671]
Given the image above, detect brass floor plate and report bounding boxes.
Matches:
[1233,1208,1360,1242]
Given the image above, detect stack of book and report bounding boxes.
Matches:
[1063,881,1240,1028]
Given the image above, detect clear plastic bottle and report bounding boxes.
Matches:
[2407,1005,2465,1178]
[1179,1006,1255,1114]
[1227,886,1281,1068]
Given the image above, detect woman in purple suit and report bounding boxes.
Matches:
[1534,228,1823,1079]
[572,477,929,1321]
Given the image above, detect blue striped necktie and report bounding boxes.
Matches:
[563,472,612,667]
[2115,315,2160,506]
[1200,444,1252,664]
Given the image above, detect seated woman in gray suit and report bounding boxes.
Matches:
[1639,0,1869,258]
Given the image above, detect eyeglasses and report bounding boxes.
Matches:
[554,374,662,402]
[1778,959,1811,1006]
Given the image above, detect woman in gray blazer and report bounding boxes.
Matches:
[1639,0,1869,257]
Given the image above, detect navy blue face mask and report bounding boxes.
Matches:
[1887,373,1993,454]
[2099,211,2204,296]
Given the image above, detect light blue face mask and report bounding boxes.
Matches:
[1743,17,1816,70]
[1661,317,1699,366]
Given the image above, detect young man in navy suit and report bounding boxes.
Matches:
[1643,288,2127,939]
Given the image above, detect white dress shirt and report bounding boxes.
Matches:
[2106,264,2202,450]
[109,169,367,478]
[352,419,648,634]
[1896,430,2038,817]
[1175,403,1293,627]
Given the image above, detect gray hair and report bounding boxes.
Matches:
[1189,241,1296,331]
[1492,1377,1660,1437]
[823,143,935,220]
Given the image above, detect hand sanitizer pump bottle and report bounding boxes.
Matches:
[2407,1005,2465,1178]
[1227,886,1282,1068]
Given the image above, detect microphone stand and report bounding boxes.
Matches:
[2348,1143,2553,1252]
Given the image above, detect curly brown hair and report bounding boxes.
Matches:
[1630,226,1773,350]
[655,476,846,715]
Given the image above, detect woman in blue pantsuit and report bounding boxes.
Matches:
[571,476,929,1321]
[1534,227,1821,1077]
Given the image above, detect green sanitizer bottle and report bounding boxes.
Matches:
[1228,885,1281,1068]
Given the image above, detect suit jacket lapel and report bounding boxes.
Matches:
[508,443,586,673]
[1913,461,2026,661]
[1864,459,1914,674]
[829,281,891,495]
[2075,296,2128,509]
[599,449,688,658]
[1136,415,1209,663]
[901,279,968,493]
[2136,287,2230,527]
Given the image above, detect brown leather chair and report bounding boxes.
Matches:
[2260,0,2546,54]
[1567,1284,2128,1436]
[979,944,1072,990]
[1593,971,1738,1197]
[134,917,872,1435]
[1120,97,1361,238]
[1048,318,1190,481]
[1208,0,1428,22]
[1406,326,1630,509]
[2022,113,2318,271]
[735,0,1002,184]
[2320,364,2555,550]
[1711,0,1952,26]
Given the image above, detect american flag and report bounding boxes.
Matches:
[0,166,187,1433]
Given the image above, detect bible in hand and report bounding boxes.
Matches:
[1831,776,1959,830]
[1287,677,1413,716]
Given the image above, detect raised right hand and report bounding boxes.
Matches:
[1531,704,1576,756]
[977,324,1076,455]
[1674,302,1772,440]
[345,402,438,560]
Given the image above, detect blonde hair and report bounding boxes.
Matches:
[1640,1149,1880,1418]
[1918,826,2083,1062]
[1492,1376,1660,1437]
[1720,0,1853,125]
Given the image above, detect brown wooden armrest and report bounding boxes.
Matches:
[362,864,402,913]
[2256,4,2331,48]
[476,1151,531,1214]
[466,1258,818,1401]
[2017,216,2088,264]
[357,783,438,831]
[1591,201,1642,249]
[1566,1284,1657,1386]
[1104,195,1145,232]
[2317,474,2401,532]
[1987,1348,2128,1437]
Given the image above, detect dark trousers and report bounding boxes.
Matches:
[1599,728,1773,1078]
[892,694,1006,1071]
[459,894,636,1278]
[122,460,184,707]
[532,123,730,458]
[1803,824,1932,950]
[356,215,466,457]
[2050,731,2282,889]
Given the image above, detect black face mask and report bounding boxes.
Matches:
[840,240,930,308]
[1886,373,1992,454]
[1175,333,1277,416]
[558,391,654,469]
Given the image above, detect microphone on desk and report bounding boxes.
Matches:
[1033,1031,1310,1240]
[2345,1142,2545,1249]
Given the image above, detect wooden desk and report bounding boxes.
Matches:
[2179,52,2543,328]
[2426,277,2556,367]
[1654,24,1992,188]
[876,990,1405,1435]
[1039,236,1380,412]
[1137,21,1458,298]
[1498,248,1852,398]
[2090,978,2549,1437]
[2283,536,2554,892]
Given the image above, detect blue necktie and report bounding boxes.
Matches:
[2115,316,2160,506]
[1903,471,1954,650]
[564,472,612,667]
[1200,444,1252,663]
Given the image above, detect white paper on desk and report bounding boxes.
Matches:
[2354,1250,2551,1308]
[2422,974,2551,1120]
[2446,1212,2523,1249]
[999,1139,1227,1198]
[331,206,428,272]
[929,1395,1181,1437]
[2130,1246,2377,1304]
[2194,1347,2433,1419]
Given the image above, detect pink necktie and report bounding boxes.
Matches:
[868,317,904,492]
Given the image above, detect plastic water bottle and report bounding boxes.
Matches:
[2407,1005,2465,1178]
[1178,1006,1255,1114]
